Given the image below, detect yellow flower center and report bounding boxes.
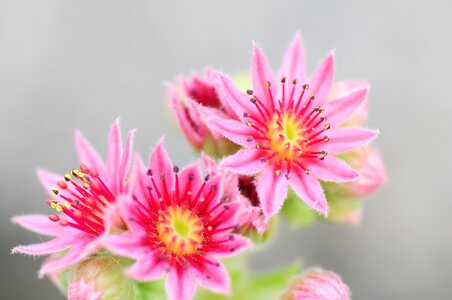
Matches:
[156,206,204,256]
[267,112,305,161]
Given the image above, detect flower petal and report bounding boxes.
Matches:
[188,99,230,139]
[149,139,174,197]
[126,253,167,281]
[290,166,328,216]
[168,83,204,148]
[178,162,203,198]
[220,148,266,175]
[74,130,106,176]
[166,266,197,300]
[38,240,100,277]
[307,155,360,182]
[208,234,252,258]
[117,193,147,234]
[11,214,68,236]
[251,42,276,110]
[257,163,289,219]
[326,87,369,127]
[11,234,86,256]
[106,119,123,193]
[118,128,136,193]
[277,32,306,109]
[36,168,62,195]
[207,68,258,120]
[323,128,378,154]
[202,115,257,147]
[105,233,147,259]
[194,259,230,295]
[307,51,335,106]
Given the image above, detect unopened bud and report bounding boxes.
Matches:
[281,268,351,300]
[68,256,135,300]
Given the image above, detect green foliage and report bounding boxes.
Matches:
[281,189,318,229]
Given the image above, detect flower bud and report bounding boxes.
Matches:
[281,268,351,300]
[68,255,135,300]
[341,146,387,198]
[167,68,239,158]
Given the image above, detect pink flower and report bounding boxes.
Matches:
[104,141,251,300]
[12,119,135,277]
[201,153,267,234]
[281,268,351,300]
[197,32,378,219]
[341,146,387,198]
[167,68,239,157]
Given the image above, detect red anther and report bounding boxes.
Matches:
[57,180,68,189]
[48,214,60,222]
[59,220,69,226]
[80,164,89,173]
[90,181,101,191]
[89,168,99,178]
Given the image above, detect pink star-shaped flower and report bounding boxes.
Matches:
[197,33,378,220]
[104,141,251,300]
[12,119,135,277]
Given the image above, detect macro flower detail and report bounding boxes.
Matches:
[105,142,251,300]
[281,268,351,300]
[167,68,239,157]
[12,119,135,276]
[197,33,378,219]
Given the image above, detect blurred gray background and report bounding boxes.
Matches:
[1,0,451,299]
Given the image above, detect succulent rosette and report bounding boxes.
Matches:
[104,141,251,300]
[12,119,135,276]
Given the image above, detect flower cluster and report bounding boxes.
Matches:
[13,32,385,300]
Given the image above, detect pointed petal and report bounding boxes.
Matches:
[202,115,257,147]
[326,87,369,127]
[118,129,136,193]
[251,42,276,110]
[257,164,289,219]
[207,234,252,258]
[220,148,266,175]
[178,162,203,198]
[189,99,229,139]
[206,69,258,120]
[307,51,335,106]
[291,167,328,216]
[195,259,230,295]
[12,214,68,236]
[323,128,378,154]
[74,130,106,175]
[104,232,147,259]
[36,169,62,195]
[307,155,360,182]
[126,253,167,281]
[330,80,369,99]
[106,119,123,193]
[149,139,174,197]
[277,32,306,106]
[38,240,100,277]
[12,233,89,256]
[117,194,147,235]
[166,266,197,300]
[167,83,204,148]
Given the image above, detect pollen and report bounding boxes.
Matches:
[156,206,204,256]
[267,112,304,161]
